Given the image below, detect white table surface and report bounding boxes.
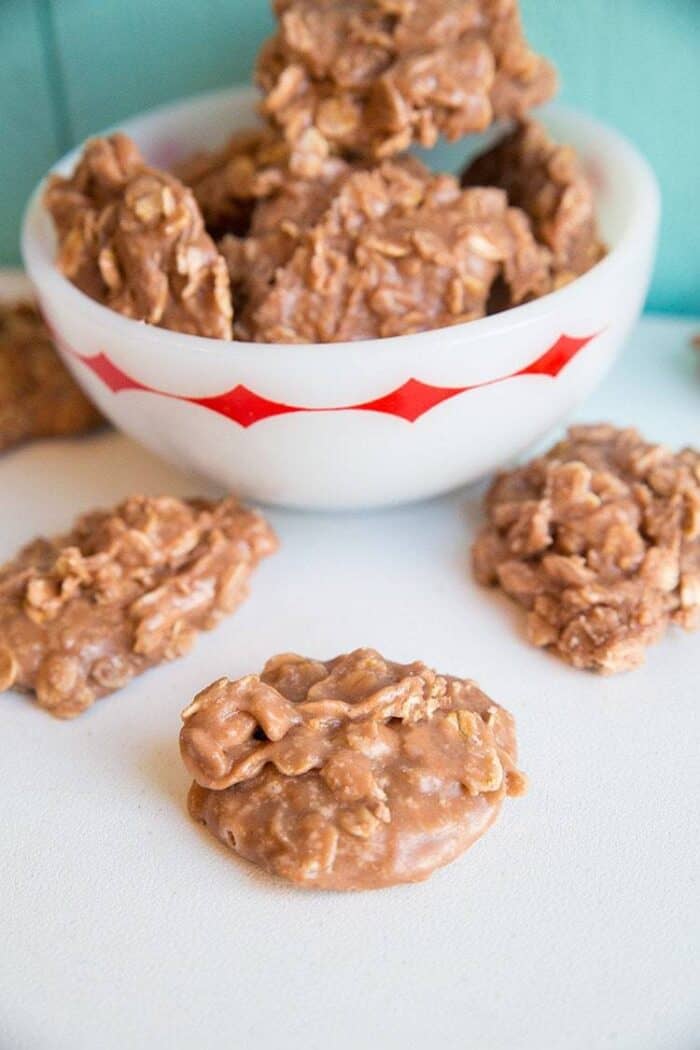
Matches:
[1,303,699,1050]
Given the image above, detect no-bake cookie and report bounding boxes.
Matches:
[473,425,700,673]
[181,648,526,890]
[221,156,550,342]
[176,126,292,238]
[257,0,556,162]
[0,495,277,718]
[42,4,605,343]
[0,301,102,451]
[44,134,233,339]
[462,119,604,291]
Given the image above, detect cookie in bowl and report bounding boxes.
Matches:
[257,0,556,161]
[44,134,233,339]
[462,118,605,298]
[223,156,550,342]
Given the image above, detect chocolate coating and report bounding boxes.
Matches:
[182,649,526,890]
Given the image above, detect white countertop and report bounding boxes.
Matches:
[2,308,699,1050]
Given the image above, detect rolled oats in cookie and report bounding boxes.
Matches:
[0,496,277,718]
[225,157,550,342]
[218,154,351,338]
[176,127,292,238]
[462,119,605,293]
[0,301,102,451]
[44,133,233,339]
[256,0,556,162]
[472,425,700,673]
[181,648,526,890]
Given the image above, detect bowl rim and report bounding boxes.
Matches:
[21,85,661,360]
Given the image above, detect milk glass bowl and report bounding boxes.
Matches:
[22,86,659,510]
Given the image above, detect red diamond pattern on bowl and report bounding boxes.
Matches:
[57,332,599,428]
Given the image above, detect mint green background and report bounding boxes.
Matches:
[2,1,698,313]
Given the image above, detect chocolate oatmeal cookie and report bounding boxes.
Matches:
[222,157,550,342]
[181,648,526,890]
[257,0,556,162]
[0,301,101,451]
[218,153,351,335]
[44,134,233,339]
[473,425,700,673]
[462,119,605,292]
[0,496,277,718]
[176,127,292,239]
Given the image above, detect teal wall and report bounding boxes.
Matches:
[1,0,698,313]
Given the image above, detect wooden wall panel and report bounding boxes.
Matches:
[520,0,700,314]
[50,0,274,140]
[0,1,62,264]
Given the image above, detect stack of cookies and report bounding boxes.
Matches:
[44,0,604,345]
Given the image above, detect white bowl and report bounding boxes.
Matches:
[22,86,659,511]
